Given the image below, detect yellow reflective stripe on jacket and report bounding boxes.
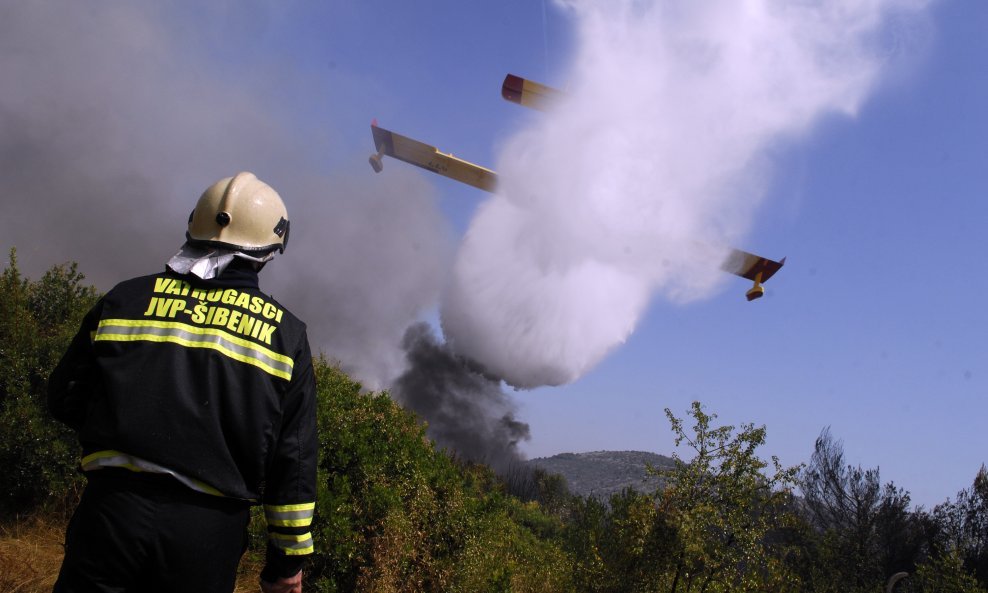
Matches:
[264,502,315,527]
[269,532,314,556]
[94,319,293,380]
[80,450,228,498]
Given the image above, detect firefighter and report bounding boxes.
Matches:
[48,172,317,593]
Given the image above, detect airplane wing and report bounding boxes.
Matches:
[501,74,562,111]
[720,249,786,301]
[369,123,498,193]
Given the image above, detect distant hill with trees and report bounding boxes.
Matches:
[527,450,675,500]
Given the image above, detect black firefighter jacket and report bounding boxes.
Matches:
[48,262,317,575]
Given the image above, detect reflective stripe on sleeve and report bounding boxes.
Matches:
[94,319,293,380]
[264,502,315,527]
[269,532,314,556]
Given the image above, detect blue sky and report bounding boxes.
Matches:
[298,0,987,507]
[2,1,984,509]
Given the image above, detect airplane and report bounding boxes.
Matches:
[369,75,786,301]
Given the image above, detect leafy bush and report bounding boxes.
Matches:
[0,251,98,516]
[912,551,988,593]
[0,254,573,590]
[306,360,572,592]
[16,254,988,593]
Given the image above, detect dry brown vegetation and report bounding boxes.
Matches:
[0,515,265,593]
[0,516,65,593]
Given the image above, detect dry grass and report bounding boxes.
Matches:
[0,516,65,593]
[233,549,266,593]
[0,514,266,593]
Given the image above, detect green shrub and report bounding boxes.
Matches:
[306,360,572,592]
[913,551,988,593]
[0,251,98,516]
[0,254,573,591]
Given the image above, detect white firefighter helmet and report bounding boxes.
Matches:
[187,172,290,254]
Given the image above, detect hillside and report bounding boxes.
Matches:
[527,450,676,501]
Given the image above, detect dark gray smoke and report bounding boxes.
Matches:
[0,3,523,466]
[0,3,450,390]
[390,323,530,472]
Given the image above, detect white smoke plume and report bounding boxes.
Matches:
[441,0,931,388]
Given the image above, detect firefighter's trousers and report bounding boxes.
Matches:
[53,470,250,593]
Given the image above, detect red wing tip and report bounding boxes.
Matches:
[371,118,379,127]
[502,73,524,102]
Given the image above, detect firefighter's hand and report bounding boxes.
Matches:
[260,569,302,593]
